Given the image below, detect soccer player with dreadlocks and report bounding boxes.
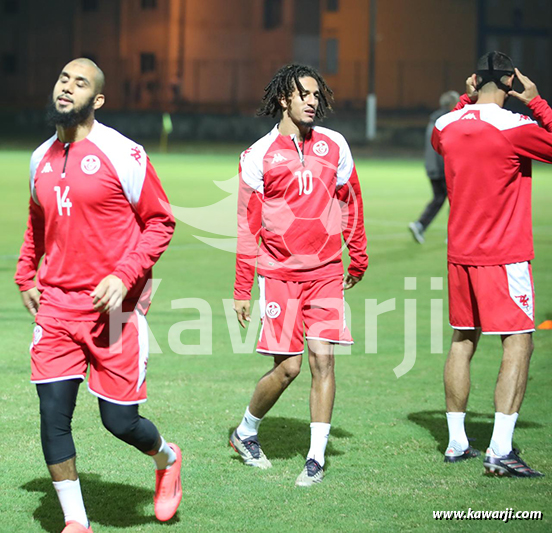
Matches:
[229,64,368,486]
[433,51,552,477]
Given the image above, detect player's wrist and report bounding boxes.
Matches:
[17,281,36,292]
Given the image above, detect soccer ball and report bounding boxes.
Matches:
[261,175,346,271]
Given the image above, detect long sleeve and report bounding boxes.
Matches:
[452,93,473,112]
[234,172,262,300]
[337,165,368,278]
[14,198,45,291]
[112,158,175,290]
[528,96,552,132]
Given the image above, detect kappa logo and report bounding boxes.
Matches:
[265,302,281,319]
[240,148,252,163]
[272,152,288,164]
[461,113,478,120]
[313,140,329,156]
[41,162,53,173]
[515,294,530,308]
[131,146,142,165]
[81,155,101,175]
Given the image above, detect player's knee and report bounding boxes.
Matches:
[310,353,335,377]
[36,381,79,465]
[278,359,301,382]
[100,404,139,441]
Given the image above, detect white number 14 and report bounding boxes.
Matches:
[54,185,72,216]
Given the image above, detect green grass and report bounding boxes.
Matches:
[0,147,551,532]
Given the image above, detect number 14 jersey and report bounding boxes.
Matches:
[15,121,175,320]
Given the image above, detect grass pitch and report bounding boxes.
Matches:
[0,145,551,532]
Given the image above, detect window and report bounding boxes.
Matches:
[263,0,283,30]
[326,0,339,12]
[82,0,98,11]
[2,54,17,74]
[3,0,19,14]
[325,38,338,74]
[141,0,157,8]
[140,53,156,73]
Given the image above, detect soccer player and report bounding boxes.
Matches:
[230,64,368,486]
[14,58,182,532]
[408,90,459,244]
[432,51,552,477]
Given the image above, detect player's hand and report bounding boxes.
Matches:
[91,275,128,314]
[466,74,478,102]
[344,273,363,290]
[21,287,40,316]
[509,68,539,105]
[234,299,251,328]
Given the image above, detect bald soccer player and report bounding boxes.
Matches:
[15,59,182,532]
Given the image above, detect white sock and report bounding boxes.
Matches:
[52,478,88,528]
[446,412,469,452]
[490,412,518,456]
[152,436,177,470]
[307,422,331,467]
[236,406,262,440]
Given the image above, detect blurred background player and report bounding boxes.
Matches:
[408,90,459,244]
[231,64,368,486]
[14,58,181,532]
[432,51,552,477]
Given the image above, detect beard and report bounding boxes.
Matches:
[46,95,96,129]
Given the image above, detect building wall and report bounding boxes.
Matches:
[181,0,294,109]
[1,0,549,113]
[320,0,477,108]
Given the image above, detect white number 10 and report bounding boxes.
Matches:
[54,185,72,216]
[295,170,313,196]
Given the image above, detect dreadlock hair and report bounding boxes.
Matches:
[257,64,334,120]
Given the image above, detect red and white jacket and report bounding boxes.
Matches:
[15,121,175,320]
[432,95,552,266]
[234,125,368,300]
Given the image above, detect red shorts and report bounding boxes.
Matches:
[30,310,149,404]
[448,262,535,334]
[257,275,353,355]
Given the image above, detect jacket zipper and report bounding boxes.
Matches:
[291,134,305,166]
[61,143,70,178]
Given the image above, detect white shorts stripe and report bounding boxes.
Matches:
[505,262,534,320]
[136,310,149,392]
[30,375,85,384]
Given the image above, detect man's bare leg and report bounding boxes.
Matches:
[295,340,335,485]
[307,340,335,424]
[488,333,533,456]
[485,332,542,476]
[444,329,481,412]
[231,354,302,469]
[248,354,302,419]
[443,329,480,459]
[48,457,78,482]
[495,333,533,414]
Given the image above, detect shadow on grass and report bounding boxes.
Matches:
[228,416,353,462]
[22,473,180,533]
[408,410,543,453]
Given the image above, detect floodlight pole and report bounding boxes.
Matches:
[366,0,377,141]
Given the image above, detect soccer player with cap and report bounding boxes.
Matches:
[230,64,368,486]
[432,51,552,476]
[15,58,181,531]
